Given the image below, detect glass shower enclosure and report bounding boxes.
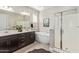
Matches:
[55,8,79,52]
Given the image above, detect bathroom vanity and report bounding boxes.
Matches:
[0,31,35,53]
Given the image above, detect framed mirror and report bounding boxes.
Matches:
[43,18,50,27]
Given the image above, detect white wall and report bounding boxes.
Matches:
[39,11,54,33]
[39,6,76,33]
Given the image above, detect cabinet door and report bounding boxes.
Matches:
[29,32,35,42]
[0,36,12,51]
[17,34,27,47]
[10,38,19,48]
[3,35,19,48]
[27,32,35,43]
[0,39,7,49]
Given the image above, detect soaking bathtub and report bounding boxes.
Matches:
[35,32,50,44]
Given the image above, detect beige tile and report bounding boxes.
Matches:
[14,42,49,53]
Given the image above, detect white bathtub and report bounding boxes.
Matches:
[35,32,50,44]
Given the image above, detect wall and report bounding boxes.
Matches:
[39,6,76,33]
[39,11,54,33]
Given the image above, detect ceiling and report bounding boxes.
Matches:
[0,6,40,16]
[0,6,77,15]
[30,6,53,11]
[30,6,79,11]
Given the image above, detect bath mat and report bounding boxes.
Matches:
[28,48,51,53]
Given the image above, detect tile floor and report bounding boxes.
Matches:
[14,42,49,53]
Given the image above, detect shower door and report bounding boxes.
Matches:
[55,9,79,52]
[62,9,79,52]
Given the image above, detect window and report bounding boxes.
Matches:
[32,13,38,31]
[0,14,8,31]
[33,14,37,23]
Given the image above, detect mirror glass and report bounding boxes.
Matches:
[43,18,50,27]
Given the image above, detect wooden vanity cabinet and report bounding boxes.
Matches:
[0,31,35,53]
